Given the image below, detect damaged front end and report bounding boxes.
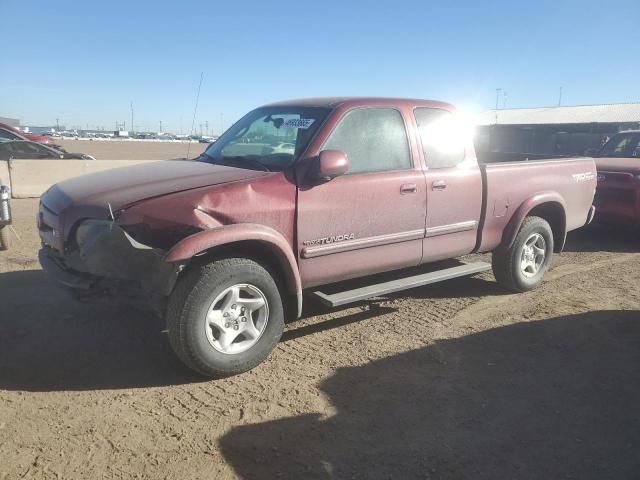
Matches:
[39,219,183,314]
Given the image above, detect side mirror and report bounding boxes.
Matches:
[316,150,348,182]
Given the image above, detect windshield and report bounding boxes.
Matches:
[200,106,331,171]
[600,132,640,158]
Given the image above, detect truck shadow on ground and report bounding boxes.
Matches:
[564,223,640,253]
[0,269,203,391]
[220,310,640,480]
[0,260,510,392]
[0,270,399,391]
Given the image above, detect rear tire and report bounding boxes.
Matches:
[492,216,554,292]
[166,257,284,378]
[0,226,9,251]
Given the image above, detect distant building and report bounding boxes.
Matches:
[0,117,20,127]
[475,103,640,157]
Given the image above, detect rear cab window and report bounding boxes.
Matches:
[414,107,467,169]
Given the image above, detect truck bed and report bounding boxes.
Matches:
[477,157,597,252]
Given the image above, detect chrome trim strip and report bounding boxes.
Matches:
[301,229,424,259]
[425,220,477,238]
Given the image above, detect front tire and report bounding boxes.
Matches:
[492,216,554,292]
[166,257,284,378]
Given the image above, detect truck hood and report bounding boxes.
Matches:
[595,157,640,173]
[42,160,270,214]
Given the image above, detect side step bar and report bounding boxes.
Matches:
[311,261,492,308]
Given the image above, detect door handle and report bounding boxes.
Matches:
[432,180,447,191]
[400,183,417,194]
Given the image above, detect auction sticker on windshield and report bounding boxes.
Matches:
[281,118,315,129]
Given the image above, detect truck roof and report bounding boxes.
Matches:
[264,97,455,111]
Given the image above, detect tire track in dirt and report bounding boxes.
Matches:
[449,252,640,330]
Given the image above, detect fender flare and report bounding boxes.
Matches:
[164,223,302,317]
[501,192,567,252]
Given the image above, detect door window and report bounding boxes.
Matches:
[322,108,411,174]
[9,142,53,159]
[0,129,20,140]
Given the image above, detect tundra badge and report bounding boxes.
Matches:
[303,233,355,246]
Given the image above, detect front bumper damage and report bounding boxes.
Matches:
[39,222,181,312]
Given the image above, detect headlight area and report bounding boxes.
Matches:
[69,218,180,296]
[75,219,114,249]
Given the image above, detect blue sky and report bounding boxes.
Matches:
[1,0,638,133]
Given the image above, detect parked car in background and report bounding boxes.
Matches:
[0,140,96,160]
[38,97,596,378]
[592,131,640,226]
[0,181,10,250]
[0,122,55,145]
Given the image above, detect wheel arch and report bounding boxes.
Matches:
[164,224,302,318]
[502,193,567,253]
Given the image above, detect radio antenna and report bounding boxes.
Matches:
[186,72,204,159]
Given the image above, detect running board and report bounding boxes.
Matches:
[311,261,492,308]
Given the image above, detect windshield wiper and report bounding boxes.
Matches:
[223,156,271,172]
[201,154,270,172]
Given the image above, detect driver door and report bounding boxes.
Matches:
[296,107,426,288]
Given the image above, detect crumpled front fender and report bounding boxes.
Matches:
[165,223,302,315]
[78,222,179,295]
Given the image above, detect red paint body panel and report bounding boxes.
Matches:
[479,159,596,252]
[294,99,428,288]
[423,160,483,261]
[297,168,426,288]
[594,157,640,225]
[37,97,597,314]
[43,161,272,243]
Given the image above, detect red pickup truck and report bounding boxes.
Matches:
[592,130,640,226]
[37,97,596,377]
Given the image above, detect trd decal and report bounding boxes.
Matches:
[572,172,595,182]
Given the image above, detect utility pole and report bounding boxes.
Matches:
[56,118,60,131]
[159,120,162,133]
[495,88,502,124]
[130,101,134,135]
[205,120,209,136]
[558,87,563,107]
[503,91,508,109]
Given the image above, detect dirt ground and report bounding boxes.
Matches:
[1,199,639,479]
[55,139,207,160]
